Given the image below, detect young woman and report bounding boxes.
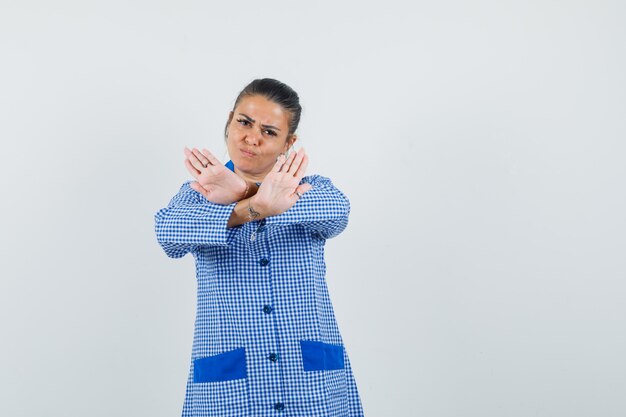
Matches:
[155,78,364,416]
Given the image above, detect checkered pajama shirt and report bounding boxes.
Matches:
[154,174,365,417]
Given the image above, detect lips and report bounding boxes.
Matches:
[240,148,256,157]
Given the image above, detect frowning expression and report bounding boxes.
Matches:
[225,95,296,179]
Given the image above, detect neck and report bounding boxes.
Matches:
[234,167,267,184]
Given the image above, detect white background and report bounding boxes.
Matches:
[1,1,625,416]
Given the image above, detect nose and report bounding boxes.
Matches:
[244,131,261,146]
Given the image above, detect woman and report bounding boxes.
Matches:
[154,78,364,417]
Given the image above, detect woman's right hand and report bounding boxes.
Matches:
[251,149,313,217]
[184,147,248,205]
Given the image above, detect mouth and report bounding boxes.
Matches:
[240,148,256,157]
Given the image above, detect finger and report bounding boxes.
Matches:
[189,181,202,194]
[292,183,313,202]
[293,153,309,179]
[297,183,313,195]
[192,148,210,168]
[190,181,208,198]
[185,158,200,178]
[271,153,287,173]
[201,148,221,166]
[281,151,298,173]
[287,148,305,175]
[187,148,205,171]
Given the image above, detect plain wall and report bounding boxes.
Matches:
[1,1,625,416]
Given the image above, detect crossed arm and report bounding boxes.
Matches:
[154,148,350,258]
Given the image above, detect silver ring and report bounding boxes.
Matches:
[295,191,302,198]
[202,162,208,168]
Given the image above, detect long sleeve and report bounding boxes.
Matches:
[154,181,240,258]
[263,174,350,240]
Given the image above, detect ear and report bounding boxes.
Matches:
[285,134,297,151]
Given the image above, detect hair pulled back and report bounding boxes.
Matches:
[225,78,302,139]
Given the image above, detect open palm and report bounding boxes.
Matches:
[184,147,247,205]
[252,149,313,217]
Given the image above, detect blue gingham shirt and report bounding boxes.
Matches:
[154,161,364,416]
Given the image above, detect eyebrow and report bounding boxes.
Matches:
[238,113,281,131]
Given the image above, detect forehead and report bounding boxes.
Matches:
[234,95,289,128]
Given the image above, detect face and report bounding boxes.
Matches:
[225,95,296,179]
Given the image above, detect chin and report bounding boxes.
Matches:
[232,157,256,171]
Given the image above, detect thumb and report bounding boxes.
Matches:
[190,181,207,196]
[297,183,313,195]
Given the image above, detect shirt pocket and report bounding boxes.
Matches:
[191,347,250,414]
[298,340,349,412]
[299,340,345,371]
[193,347,247,382]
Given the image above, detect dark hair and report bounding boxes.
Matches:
[225,78,302,140]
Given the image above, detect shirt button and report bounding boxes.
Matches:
[268,352,279,362]
[263,305,273,314]
[260,258,269,266]
[274,402,285,411]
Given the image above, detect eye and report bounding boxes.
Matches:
[264,129,277,136]
[236,118,251,126]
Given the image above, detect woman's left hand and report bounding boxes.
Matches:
[184,147,247,205]
[251,148,313,217]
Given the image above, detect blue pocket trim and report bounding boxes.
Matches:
[300,340,345,371]
[193,347,247,383]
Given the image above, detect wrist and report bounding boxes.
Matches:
[249,195,270,219]
[239,181,250,201]
[239,180,259,199]
[247,196,260,222]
